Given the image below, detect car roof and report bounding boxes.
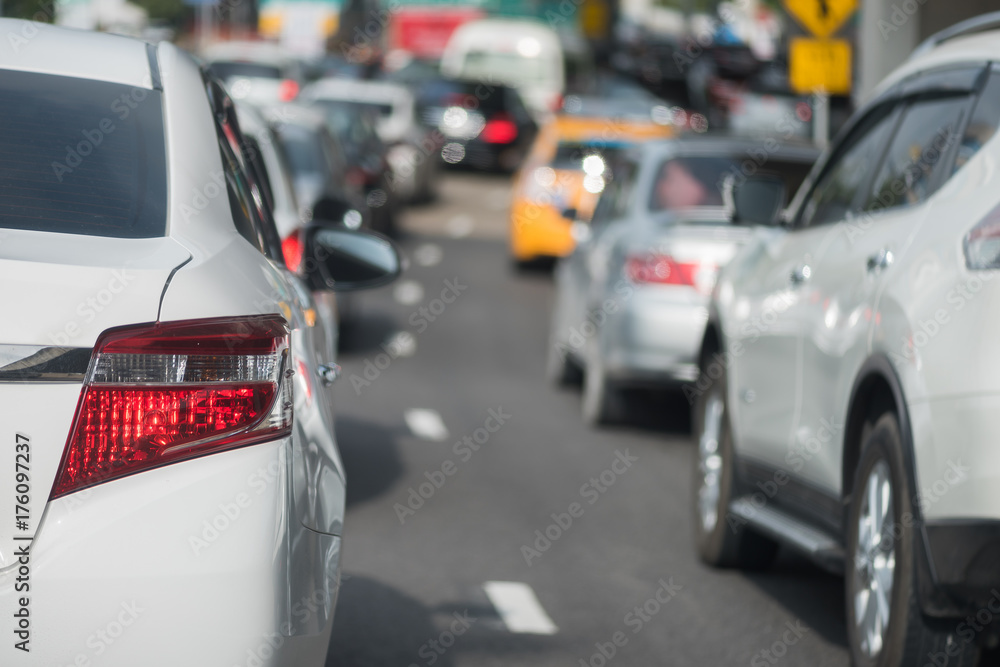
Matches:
[636,135,820,163]
[200,40,297,67]
[0,18,154,89]
[260,103,329,132]
[304,78,412,105]
[870,28,1000,101]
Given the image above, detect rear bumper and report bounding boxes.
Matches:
[0,441,340,666]
[509,202,575,260]
[603,287,708,385]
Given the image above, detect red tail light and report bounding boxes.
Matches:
[282,229,304,272]
[278,79,300,102]
[626,254,701,286]
[481,113,518,144]
[50,316,292,499]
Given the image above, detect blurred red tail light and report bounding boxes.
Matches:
[282,229,304,272]
[50,316,292,499]
[626,254,700,286]
[278,79,300,102]
[481,113,518,144]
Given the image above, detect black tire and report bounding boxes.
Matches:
[845,413,980,667]
[692,360,778,570]
[546,338,583,386]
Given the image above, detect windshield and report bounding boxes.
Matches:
[460,51,550,85]
[0,69,167,238]
[207,62,283,80]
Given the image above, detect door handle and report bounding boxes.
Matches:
[317,363,342,386]
[867,248,894,273]
[789,264,811,286]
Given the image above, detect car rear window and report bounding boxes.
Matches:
[0,69,167,238]
[649,156,810,214]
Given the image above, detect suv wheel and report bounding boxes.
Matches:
[846,413,979,666]
[692,360,777,569]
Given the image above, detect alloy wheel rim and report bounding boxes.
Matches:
[697,390,724,533]
[853,459,896,658]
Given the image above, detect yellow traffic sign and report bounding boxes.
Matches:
[783,0,857,38]
[789,37,852,94]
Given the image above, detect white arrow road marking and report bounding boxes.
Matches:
[483,581,558,635]
[404,409,450,442]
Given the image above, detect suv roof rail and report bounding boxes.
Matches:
[911,11,1000,60]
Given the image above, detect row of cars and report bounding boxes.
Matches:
[548,13,1000,667]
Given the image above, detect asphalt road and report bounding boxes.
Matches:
[324,172,850,667]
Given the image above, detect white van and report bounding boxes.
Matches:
[440,18,591,121]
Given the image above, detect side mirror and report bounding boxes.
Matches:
[731,176,786,226]
[303,225,401,292]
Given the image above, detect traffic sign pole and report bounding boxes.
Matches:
[813,92,830,150]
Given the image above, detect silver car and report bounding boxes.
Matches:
[301,78,440,203]
[549,137,817,425]
[693,16,1000,667]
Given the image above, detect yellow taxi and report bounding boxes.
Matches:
[509,113,674,264]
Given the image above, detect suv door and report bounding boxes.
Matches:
[794,65,986,498]
[727,98,902,476]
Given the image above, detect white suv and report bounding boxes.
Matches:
[693,14,1000,667]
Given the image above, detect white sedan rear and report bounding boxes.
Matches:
[0,20,399,666]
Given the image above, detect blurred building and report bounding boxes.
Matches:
[858,0,996,102]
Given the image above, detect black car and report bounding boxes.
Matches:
[416,78,538,171]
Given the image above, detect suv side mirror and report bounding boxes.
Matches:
[303,225,401,292]
[731,176,786,226]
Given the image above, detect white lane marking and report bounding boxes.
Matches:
[404,409,450,442]
[393,280,424,306]
[384,331,417,358]
[447,214,474,238]
[414,242,444,267]
[483,581,558,635]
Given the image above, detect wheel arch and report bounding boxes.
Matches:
[842,353,953,617]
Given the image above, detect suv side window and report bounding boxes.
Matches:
[861,94,973,212]
[953,70,1000,174]
[796,102,900,228]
